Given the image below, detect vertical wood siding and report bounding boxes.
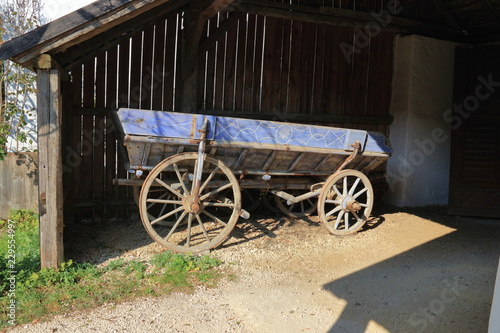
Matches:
[199,13,394,130]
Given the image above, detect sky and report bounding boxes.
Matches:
[43,0,96,20]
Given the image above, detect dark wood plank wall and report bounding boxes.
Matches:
[66,13,183,219]
[199,13,394,134]
[65,9,394,220]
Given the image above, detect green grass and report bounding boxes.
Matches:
[0,210,224,330]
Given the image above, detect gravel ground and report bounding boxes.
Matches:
[7,205,500,333]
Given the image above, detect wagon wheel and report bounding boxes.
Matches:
[242,189,263,212]
[317,169,373,236]
[139,152,241,253]
[262,192,281,214]
[274,190,317,218]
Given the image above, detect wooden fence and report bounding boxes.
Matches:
[0,152,38,219]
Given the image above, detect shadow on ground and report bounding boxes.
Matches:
[324,206,500,332]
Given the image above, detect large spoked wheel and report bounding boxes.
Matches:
[139,153,241,253]
[318,170,373,236]
[274,190,317,218]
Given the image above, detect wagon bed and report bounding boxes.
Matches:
[113,109,392,253]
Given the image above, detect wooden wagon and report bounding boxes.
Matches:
[112,109,392,253]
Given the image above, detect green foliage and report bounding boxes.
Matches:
[0,0,43,160]
[0,214,224,329]
[150,251,222,272]
[0,209,40,294]
[0,122,9,160]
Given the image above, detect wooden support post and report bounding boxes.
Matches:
[36,54,64,268]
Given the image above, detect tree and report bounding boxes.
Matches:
[0,0,44,160]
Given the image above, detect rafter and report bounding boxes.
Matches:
[60,3,181,70]
[428,0,463,30]
[478,0,500,29]
[199,12,244,54]
[233,0,469,42]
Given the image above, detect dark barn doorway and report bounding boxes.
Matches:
[449,45,500,218]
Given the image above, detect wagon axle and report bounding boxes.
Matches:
[344,197,362,212]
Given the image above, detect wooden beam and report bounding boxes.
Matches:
[199,12,244,54]
[199,109,394,124]
[36,54,64,268]
[477,31,500,44]
[184,0,237,65]
[428,0,463,30]
[478,0,500,29]
[233,0,469,42]
[76,106,395,124]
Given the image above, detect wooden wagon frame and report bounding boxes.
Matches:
[113,108,392,253]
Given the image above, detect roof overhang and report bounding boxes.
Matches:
[0,0,190,70]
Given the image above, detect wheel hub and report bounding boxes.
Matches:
[183,195,201,213]
[342,196,361,212]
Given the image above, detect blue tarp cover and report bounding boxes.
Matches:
[116,109,392,154]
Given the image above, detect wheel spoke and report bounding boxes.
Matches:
[343,176,348,196]
[202,210,227,226]
[359,203,369,208]
[150,205,185,225]
[164,211,188,241]
[173,163,189,195]
[146,191,169,210]
[199,182,232,201]
[326,205,342,217]
[300,201,305,213]
[146,199,182,205]
[353,187,368,199]
[195,214,211,241]
[326,199,342,205]
[199,166,220,194]
[154,178,184,199]
[348,178,361,196]
[333,185,342,198]
[352,210,361,221]
[186,213,193,247]
[345,212,350,230]
[334,210,344,229]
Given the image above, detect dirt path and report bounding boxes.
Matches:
[8,206,500,332]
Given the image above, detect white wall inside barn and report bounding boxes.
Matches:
[384,35,455,207]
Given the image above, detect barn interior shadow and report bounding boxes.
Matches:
[324,207,500,333]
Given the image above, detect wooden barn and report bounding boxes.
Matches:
[1,0,500,267]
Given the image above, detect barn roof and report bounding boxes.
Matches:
[0,0,190,69]
[1,0,500,70]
